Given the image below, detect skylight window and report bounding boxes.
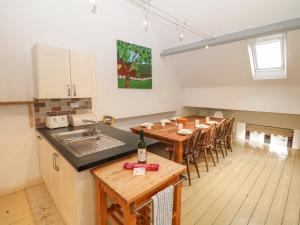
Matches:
[247,33,287,80]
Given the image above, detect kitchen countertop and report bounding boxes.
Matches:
[37,123,157,172]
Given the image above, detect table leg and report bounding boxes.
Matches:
[123,204,137,225]
[96,180,107,225]
[174,142,183,164]
[173,177,182,225]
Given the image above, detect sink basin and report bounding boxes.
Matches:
[52,129,126,157]
[52,129,99,144]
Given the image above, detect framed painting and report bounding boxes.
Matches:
[117,40,152,89]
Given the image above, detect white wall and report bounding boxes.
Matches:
[0,0,187,192]
[0,106,40,194]
[184,86,300,115]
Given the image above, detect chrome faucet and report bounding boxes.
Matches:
[82,119,101,136]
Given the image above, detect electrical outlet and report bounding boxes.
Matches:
[70,102,79,108]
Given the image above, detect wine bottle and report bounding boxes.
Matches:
[137,130,147,164]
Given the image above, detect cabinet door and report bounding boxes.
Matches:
[49,149,61,209]
[33,45,71,99]
[59,156,78,225]
[36,135,51,189]
[36,134,61,208]
[70,51,96,98]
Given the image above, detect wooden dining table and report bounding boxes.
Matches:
[130,116,223,164]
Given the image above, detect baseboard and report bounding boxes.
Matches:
[0,177,43,197]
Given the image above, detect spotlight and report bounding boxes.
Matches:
[144,16,149,32]
[89,0,97,13]
[179,33,184,41]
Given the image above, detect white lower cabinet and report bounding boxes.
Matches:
[36,134,96,225]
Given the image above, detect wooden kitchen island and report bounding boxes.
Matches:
[92,152,186,225]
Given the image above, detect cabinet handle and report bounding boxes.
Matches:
[52,153,56,171]
[73,84,77,97]
[55,153,60,172]
[67,85,71,97]
[37,135,42,140]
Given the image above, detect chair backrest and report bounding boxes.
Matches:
[193,129,202,148]
[215,119,226,139]
[199,124,217,147]
[185,129,202,155]
[213,111,224,118]
[192,129,202,148]
[222,116,235,137]
[208,124,217,145]
[227,117,235,136]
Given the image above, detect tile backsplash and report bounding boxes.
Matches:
[34,98,92,128]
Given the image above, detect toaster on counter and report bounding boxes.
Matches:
[46,115,69,129]
[69,113,98,126]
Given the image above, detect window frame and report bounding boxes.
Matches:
[247,33,287,80]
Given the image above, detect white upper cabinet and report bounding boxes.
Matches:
[70,51,96,98]
[33,45,71,99]
[33,45,96,99]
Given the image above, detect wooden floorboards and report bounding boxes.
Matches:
[179,142,300,225]
[0,184,65,225]
[0,141,299,225]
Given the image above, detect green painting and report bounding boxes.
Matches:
[117,40,152,89]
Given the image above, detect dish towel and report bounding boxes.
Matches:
[152,186,174,225]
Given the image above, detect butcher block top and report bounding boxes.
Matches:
[92,152,186,203]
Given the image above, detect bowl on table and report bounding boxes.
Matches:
[177,129,192,135]
[141,122,154,128]
[195,124,209,129]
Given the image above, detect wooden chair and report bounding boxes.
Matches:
[103,115,115,126]
[169,129,202,186]
[225,117,235,152]
[184,129,202,186]
[213,119,227,162]
[215,117,235,155]
[198,124,217,172]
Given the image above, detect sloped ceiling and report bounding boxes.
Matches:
[146,0,300,88]
[152,0,300,48]
[166,29,300,87]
